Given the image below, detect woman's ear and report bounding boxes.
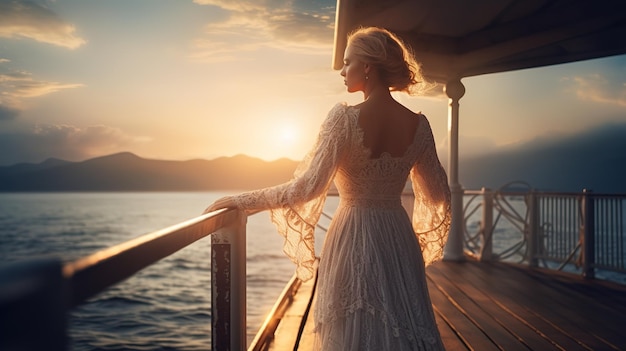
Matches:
[364,63,370,75]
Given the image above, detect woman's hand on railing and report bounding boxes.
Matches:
[203,196,238,214]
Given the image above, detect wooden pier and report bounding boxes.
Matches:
[256,260,626,351]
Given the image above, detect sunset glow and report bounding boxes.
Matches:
[279,125,298,145]
[0,1,624,166]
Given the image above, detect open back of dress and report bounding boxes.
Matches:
[313,104,449,350]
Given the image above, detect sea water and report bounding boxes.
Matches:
[0,192,336,350]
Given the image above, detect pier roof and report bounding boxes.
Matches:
[333,0,626,82]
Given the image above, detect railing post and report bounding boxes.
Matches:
[582,189,595,279]
[211,210,247,351]
[527,191,539,267]
[0,258,67,351]
[480,187,493,261]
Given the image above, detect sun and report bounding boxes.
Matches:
[279,125,297,144]
[251,107,312,160]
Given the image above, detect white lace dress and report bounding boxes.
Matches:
[233,103,451,350]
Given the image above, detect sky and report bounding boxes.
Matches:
[0,0,625,167]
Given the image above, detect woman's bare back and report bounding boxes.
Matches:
[355,99,421,159]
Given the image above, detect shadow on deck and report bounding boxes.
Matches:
[259,260,626,351]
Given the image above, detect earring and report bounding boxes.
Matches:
[365,75,369,80]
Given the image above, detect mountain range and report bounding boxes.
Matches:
[457,122,626,193]
[1,122,625,193]
[0,153,298,192]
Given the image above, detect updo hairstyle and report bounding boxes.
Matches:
[347,27,425,94]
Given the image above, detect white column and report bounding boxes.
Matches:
[443,78,466,261]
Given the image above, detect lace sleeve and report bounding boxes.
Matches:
[410,117,451,266]
[232,103,350,281]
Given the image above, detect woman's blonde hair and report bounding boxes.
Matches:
[347,27,426,95]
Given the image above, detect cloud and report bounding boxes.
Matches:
[193,0,282,12]
[0,104,20,120]
[266,8,334,45]
[191,0,335,62]
[0,65,83,117]
[2,73,83,99]
[0,124,149,165]
[438,134,498,160]
[565,73,626,107]
[0,0,86,49]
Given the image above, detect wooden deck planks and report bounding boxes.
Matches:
[296,296,317,351]
[430,262,579,351]
[433,308,468,351]
[459,262,625,350]
[428,279,502,351]
[255,260,626,351]
[264,275,316,351]
[427,264,550,351]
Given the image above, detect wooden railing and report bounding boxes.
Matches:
[0,208,248,351]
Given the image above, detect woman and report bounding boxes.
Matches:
[205,27,450,350]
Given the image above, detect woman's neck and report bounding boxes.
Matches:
[363,85,393,103]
